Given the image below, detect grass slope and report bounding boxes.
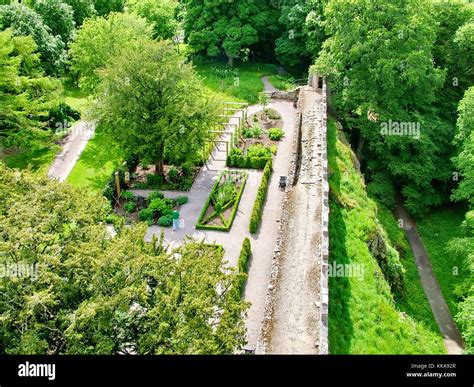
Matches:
[417,207,468,318]
[327,118,445,354]
[3,145,59,175]
[67,126,123,191]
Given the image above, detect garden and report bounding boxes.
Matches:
[196,170,248,231]
[111,189,189,227]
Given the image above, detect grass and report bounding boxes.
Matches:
[376,204,441,334]
[67,125,124,191]
[327,118,445,354]
[2,144,59,175]
[417,207,468,318]
[194,61,281,104]
[267,74,297,91]
[63,77,90,114]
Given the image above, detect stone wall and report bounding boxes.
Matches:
[266,88,300,102]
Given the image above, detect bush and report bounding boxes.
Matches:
[148,198,173,217]
[268,127,285,141]
[367,172,396,209]
[252,124,262,138]
[146,174,164,188]
[181,161,194,176]
[120,190,135,201]
[124,202,136,213]
[146,191,164,203]
[226,154,270,169]
[157,215,173,227]
[138,208,154,224]
[236,238,252,296]
[253,114,258,122]
[247,144,272,158]
[266,109,281,120]
[176,196,189,205]
[168,166,180,183]
[48,102,81,130]
[270,145,278,155]
[105,213,125,230]
[249,160,272,233]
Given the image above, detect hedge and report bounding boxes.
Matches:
[236,238,252,296]
[249,159,272,233]
[226,154,270,169]
[196,171,248,232]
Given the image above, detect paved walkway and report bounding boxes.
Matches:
[144,99,298,350]
[48,121,95,182]
[394,204,464,354]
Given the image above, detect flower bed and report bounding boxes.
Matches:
[196,170,248,231]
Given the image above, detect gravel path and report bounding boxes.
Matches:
[265,87,325,354]
[48,121,95,182]
[394,204,464,354]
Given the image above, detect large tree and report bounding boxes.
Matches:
[93,39,219,176]
[69,12,152,92]
[184,0,279,66]
[62,0,96,27]
[32,0,76,44]
[0,29,61,150]
[0,164,247,354]
[0,3,66,75]
[313,0,451,216]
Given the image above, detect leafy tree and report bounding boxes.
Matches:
[184,0,278,66]
[0,3,66,75]
[62,0,96,27]
[0,164,247,354]
[93,0,125,16]
[0,29,61,149]
[313,0,450,216]
[275,0,325,74]
[32,0,76,44]
[126,0,178,40]
[93,39,219,176]
[69,12,152,92]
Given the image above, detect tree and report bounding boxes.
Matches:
[126,0,178,40]
[313,0,450,216]
[32,0,76,44]
[275,0,325,74]
[93,0,125,16]
[62,0,96,27]
[184,0,278,66]
[93,39,219,176]
[0,29,61,149]
[0,164,247,354]
[69,12,152,92]
[0,3,66,75]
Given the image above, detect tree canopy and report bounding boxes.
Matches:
[32,0,76,44]
[93,39,219,175]
[0,164,247,354]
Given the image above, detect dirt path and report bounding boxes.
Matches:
[394,204,464,354]
[261,76,277,92]
[263,87,325,354]
[48,121,95,182]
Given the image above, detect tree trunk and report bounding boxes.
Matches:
[155,144,165,176]
[356,134,364,163]
[227,55,233,67]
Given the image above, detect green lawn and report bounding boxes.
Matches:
[67,126,123,191]
[63,77,90,114]
[417,207,468,318]
[3,144,59,175]
[267,74,297,91]
[327,118,445,354]
[194,61,281,104]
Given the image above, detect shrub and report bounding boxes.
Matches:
[157,215,173,227]
[168,166,180,183]
[249,160,272,233]
[124,202,136,213]
[181,161,194,176]
[176,196,189,205]
[178,176,193,191]
[270,145,278,155]
[146,174,163,188]
[148,198,173,217]
[367,172,396,209]
[247,144,272,158]
[253,114,258,122]
[266,109,281,120]
[251,124,262,138]
[105,213,125,230]
[120,190,135,201]
[268,127,285,141]
[236,238,252,296]
[243,127,254,138]
[138,208,154,223]
[230,147,243,156]
[147,191,164,203]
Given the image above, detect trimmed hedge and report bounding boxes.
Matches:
[236,238,252,296]
[196,171,248,232]
[249,159,272,233]
[226,154,270,169]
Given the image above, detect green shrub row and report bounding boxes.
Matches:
[249,159,272,233]
[236,238,252,296]
[226,154,270,169]
[196,171,248,232]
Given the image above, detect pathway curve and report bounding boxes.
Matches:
[143,82,298,349]
[394,204,464,354]
[48,120,95,182]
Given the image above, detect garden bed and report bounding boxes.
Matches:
[196,170,248,231]
[130,163,199,191]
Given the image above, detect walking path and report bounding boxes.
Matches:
[143,100,297,349]
[48,120,95,182]
[394,204,464,354]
